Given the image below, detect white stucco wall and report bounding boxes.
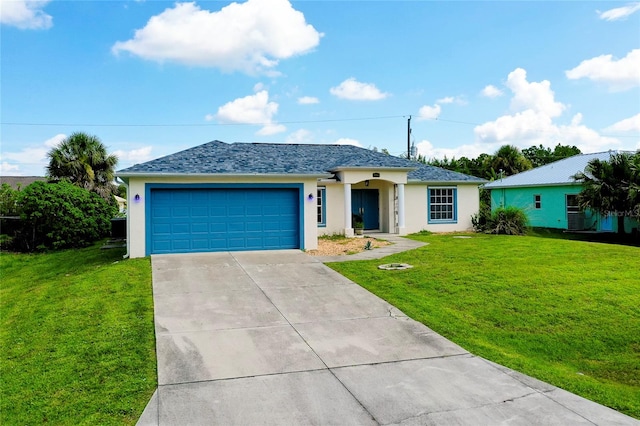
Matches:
[404,183,480,233]
[318,181,480,236]
[125,175,319,258]
[336,169,408,185]
[319,182,345,236]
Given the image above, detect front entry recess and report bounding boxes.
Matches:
[351,189,379,230]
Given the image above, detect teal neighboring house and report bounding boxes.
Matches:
[484,151,639,233]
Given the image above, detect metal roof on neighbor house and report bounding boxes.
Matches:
[483,151,621,189]
[117,140,485,183]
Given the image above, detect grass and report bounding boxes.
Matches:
[0,243,156,425]
[327,232,640,419]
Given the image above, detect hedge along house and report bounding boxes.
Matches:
[484,151,639,233]
[116,140,485,258]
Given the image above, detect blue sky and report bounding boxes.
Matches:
[1,0,639,176]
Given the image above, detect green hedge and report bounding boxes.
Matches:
[14,181,115,251]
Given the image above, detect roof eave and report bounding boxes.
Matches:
[408,179,487,185]
[116,171,332,179]
[484,181,582,189]
[330,166,417,173]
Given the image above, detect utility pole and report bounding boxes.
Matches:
[407,115,412,160]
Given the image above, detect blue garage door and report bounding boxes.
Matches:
[149,188,300,254]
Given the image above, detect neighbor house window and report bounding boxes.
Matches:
[566,194,580,215]
[428,187,457,223]
[317,187,326,227]
[534,194,541,209]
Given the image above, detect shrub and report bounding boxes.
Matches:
[471,187,492,232]
[0,183,20,216]
[486,206,528,235]
[14,181,116,251]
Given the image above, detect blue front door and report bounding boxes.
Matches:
[149,188,300,254]
[352,189,379,230]
[601,214,614,232]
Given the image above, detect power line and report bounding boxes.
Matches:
[0,115,406,128]
[1,114,637,139]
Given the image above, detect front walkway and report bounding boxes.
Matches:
[137,242,636,425]
[313,232,427,262]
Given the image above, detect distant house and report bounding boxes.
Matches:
[484,151,639,233]
[0,176,46,190]
[114,195,127,213]
[116,140,485,258]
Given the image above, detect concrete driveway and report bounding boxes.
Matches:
[138,249,637,425]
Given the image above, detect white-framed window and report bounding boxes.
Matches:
[534,194,541,209]
[428,187,457,223]
[317,187,326,227]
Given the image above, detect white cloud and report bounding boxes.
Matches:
[417,104,441,120]
[506,68,565,117]
[481,84,504,98]
[286,129,312,144]
[214,90,285,135]
[253,82,266,92]
[44,133,65,148]
[257,123,286,136]
[604,113,640,133]
[0,162,21,175]
[297,96,319,105]
[436,96,455,104]
[415,140,491,161]
[334,138,362,147]
[598,2,640,21]
[565,49,640,91]
[111,0,322,75]
[0,133,67,176]
[475,110,620,154]
[436,95,467,105]
[0,0,52,29]
[329,78,389,101]
[113,146,153,164]
[474,68,621,154]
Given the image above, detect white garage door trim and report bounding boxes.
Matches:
[145,183,304,255]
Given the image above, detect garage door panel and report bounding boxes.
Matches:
[173,207,190,217]
[191,239,209,249]
[228,206,245,216]
[153,223,171,234]
[150,188,300,254]
[191,222,208,233]
[210,206,226,216]
[246,206,263,216]
[172,223,190,234]
[172,239,191,250]
[209,223,226,232]
[154,207,171,218]
[191,206,208,217]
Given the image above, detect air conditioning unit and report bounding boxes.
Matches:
[567,212,585,231]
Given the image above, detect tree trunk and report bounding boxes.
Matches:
[617,215,625,235]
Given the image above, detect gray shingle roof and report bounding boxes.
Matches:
[117,140,484,183]
[483,151,624,189]
[0,176,46,189]
[408,165,485,183]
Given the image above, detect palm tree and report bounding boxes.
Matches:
[491,145,533,177]
[572,152,639,235]
[46,132,118,201]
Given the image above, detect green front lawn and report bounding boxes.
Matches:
[0,244,156,425]
[328,233,640,419]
